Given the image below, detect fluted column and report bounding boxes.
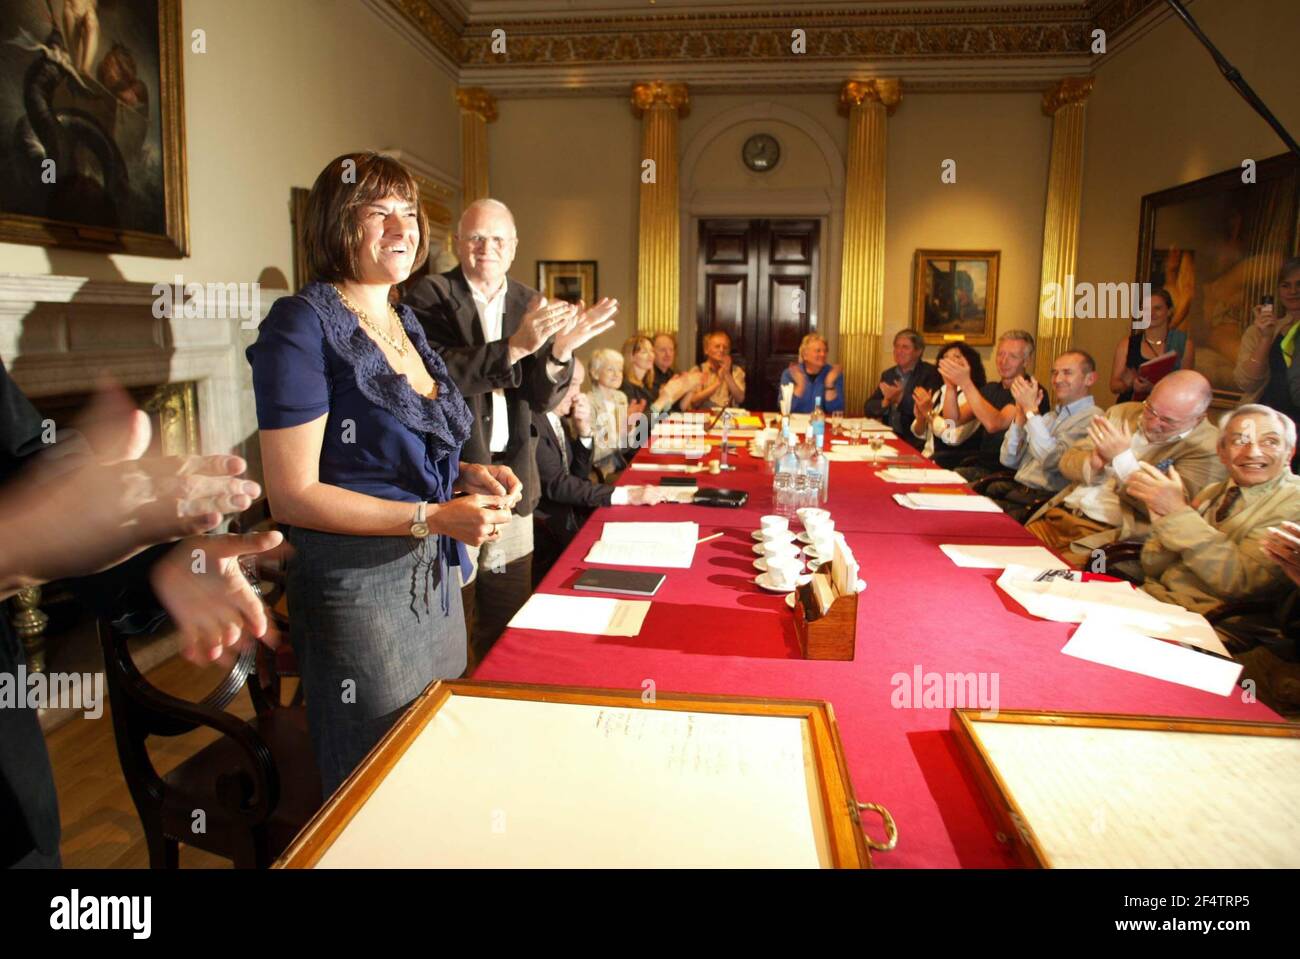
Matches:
[1035,77,1094,383]
[837,79,900,412]
[457,87,498,208]
[632,82,689,336]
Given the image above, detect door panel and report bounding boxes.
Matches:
[697,218,819,411]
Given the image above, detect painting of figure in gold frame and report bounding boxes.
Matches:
[913,249,1000,346]
[0,0,188,257]
[537,260,597,306]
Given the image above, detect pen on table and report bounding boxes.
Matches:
[696,531,724,545]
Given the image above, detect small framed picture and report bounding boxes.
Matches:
[537,260,597,305]
[913,249,1000,346]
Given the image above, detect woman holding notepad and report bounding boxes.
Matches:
[1109,288,1193,402]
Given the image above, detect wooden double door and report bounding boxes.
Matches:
[696,218,820,412]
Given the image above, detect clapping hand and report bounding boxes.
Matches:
[878,379,903,407]
[1124,462,1187,518]
[571,391,593,436]
[824,364,842,389]
[938,352,972,388]
[913,386,934,421]
[1088,414,1132,466]
[510,295,577,358]
[1010,375,1043,414]
[553,297,619,362]
[1263,522,1300,588]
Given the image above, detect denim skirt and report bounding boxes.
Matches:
[286,527,467,795]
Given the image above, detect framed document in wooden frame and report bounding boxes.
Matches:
[536,260,596,305]
[951,708,1300,868]
[277,680,889,868]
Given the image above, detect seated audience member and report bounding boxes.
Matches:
[911,341,985,467]
[1025,370,1225,565]
[1233,257,1300,471]
[587,347,634,480]
[683,330,746,410]
[987,350,1098,520]
[533,359,664,580]
[779,333,845,414]
[943,329,1046,480]
[1109,288,1192,403]
[864,329,942,449]
[650,332,679,398]
[1127,406,1300,643]
[1246,519,1300,716]
[620,335,700,435]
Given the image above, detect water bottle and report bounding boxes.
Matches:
[808,443,829,504]
[810,396,826,451]
[773,436,799,518]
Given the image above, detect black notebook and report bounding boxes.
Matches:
[573,569,666,597]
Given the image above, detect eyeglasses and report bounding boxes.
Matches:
[1141,401,1191,430]
[463,234,515,250]
[1225,432,1287,451]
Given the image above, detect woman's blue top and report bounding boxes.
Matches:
[779,363,846,414]
[246,281,474,581]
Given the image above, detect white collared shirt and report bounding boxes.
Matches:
[470,280,510,453]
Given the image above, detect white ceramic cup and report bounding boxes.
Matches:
[797,507,830,528]
[766,556,802,589]
[760,514,789,537]
[761,539,801,561]
[806,517,835,540]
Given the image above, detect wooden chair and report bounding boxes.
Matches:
[97,500,320,868]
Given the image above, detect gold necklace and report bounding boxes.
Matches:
[334,284,408,357]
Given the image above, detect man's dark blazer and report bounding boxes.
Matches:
[863,360,943,450]
[532,411,612,559]
[403,266,573,517]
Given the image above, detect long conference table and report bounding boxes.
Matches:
[473,425,1279,868]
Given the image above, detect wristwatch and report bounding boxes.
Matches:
[411,502,430,539]
[1025,409,1039,421]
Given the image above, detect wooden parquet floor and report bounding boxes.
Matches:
[45,652,298,869]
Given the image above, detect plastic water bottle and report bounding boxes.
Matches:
[810,396,826,450]
[808,443,829,504]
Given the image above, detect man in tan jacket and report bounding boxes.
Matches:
[1026,370,1226,564]
[1127,404,1300,647]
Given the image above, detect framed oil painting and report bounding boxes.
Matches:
[1137,153,1299,406]
[537,260,597,306]
[0,0,189,257]
[913,249,1000,346]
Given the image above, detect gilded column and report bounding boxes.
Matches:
[1035,77,1094,383]
[837,79,900,412]
[632,82,689,337]
[457,87,498,208]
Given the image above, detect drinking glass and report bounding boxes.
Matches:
[869,434,885,464]
[829,410,843,437]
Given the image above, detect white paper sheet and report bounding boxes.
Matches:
[599,521,699,544]
[585,540,697,568]
[939,544,1069,571]
[879,468,967,484]
[893,492,1003,512]
[824,444,899,462]
[507,593,651,637]
[996,565,1230,656]
[1061,616,1243,696]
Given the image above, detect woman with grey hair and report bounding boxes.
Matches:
[586,347,633,480]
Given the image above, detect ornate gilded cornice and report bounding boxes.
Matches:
[456,87,499,121]
[630,81,690,118]
[839,78,902,117]
[1042,75,1095,114]
[384,0,462,63]
[1089,0,1164,38]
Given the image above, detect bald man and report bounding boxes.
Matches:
[402,198,616,667]
[1026,370,1227,565]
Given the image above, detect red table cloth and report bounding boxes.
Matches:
[474,432,1277,868]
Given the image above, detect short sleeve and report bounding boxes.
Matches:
[246,296,331,429]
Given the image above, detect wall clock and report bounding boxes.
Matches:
[742,133,780,172]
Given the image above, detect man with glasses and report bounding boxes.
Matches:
[403,198,616,669]
[1026,369,1226,565]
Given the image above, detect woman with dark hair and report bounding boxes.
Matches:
[911,341,986,466]
[1234,257,1300,470]
[1109,288,1193,402]
[247,152,521,793]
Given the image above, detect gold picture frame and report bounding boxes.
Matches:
[537,260,597,305]
[0,0,189,257]
[913,249,1000,346]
